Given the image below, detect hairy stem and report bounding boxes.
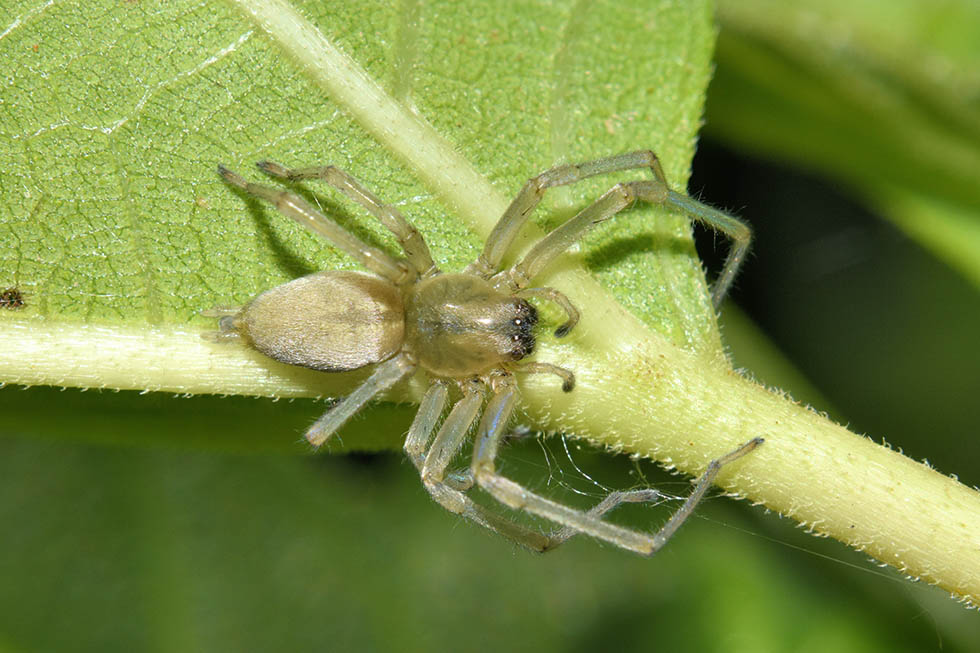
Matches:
[4,289,980,605]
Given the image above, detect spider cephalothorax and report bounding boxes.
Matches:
[404,274,539,377]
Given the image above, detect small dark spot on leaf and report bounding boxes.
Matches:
[0,287,25,310]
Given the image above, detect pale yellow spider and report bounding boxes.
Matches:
[206,151,761,554]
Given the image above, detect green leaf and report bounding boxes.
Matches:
[0,0,727,441]
[3,0,980,618]
[0,0,718,352]
[0,0,721,447]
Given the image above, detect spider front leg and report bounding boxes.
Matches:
[474,151,751,309]
[508,174,750,309]
[469,151,668,278]
[665,192,751,307]
[470,378,764,555]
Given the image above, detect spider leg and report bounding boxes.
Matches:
[472,150,750,308]
[419,380,484,483]
[404,382,474,491]
[471,380,763,555]
[406,379,556,551]
[470,151,668,277]
[218,166,414,285]
[509,175,750,308]
[257,161,437,277]
[468,387,679,549]
[468,381,648,551]
[457,384,673,550]
[509,361,575,393]
[665,192,751,308]
[545,489,665,548]
[305,353,415,448]
[403,381,475,490]
[507,179,665,289]
[404,381,451,471]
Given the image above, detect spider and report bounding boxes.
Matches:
[206,151,762,554]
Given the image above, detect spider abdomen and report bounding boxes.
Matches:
[405,273,537,378]
[237,270,405,372]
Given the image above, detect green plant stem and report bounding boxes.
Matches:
[4,301,980,602]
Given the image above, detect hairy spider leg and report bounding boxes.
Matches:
[404,381,451,471]
[218,166,415,285]
[403,377,662,552]
[473,150,751,309]
[305,353,416,447]
[665,191,751,307]
[470,380,764,555]
[257,161,437,278]
[407,380,555,550]
[471,151,668,277]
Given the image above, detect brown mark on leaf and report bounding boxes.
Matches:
[0,287,26,310]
